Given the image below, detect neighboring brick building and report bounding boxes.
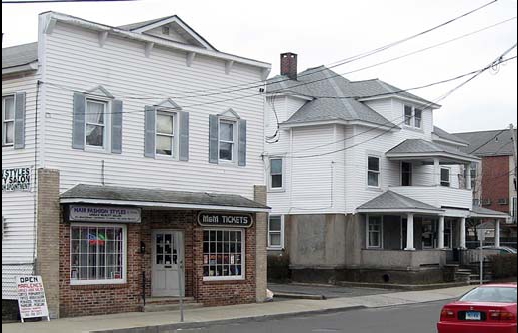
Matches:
[455,128,517,245]
[2,12,271,318]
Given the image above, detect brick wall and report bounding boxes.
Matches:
[481,156,510,213]
[254,185,267,302]
[36,168,60,319]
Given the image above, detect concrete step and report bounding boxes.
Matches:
[145,296,195,305]
[142,299,203,313]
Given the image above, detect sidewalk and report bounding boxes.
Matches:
[1,285,475,333]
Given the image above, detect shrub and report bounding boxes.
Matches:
[488,254,517,279]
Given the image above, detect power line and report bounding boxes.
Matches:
[2,0,137,3]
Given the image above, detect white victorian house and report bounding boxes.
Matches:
[263,52,508,284]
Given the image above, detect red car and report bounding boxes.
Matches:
[437,283,517,333]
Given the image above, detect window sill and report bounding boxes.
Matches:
[70,280,127,288]
[402,125,424,133]
[367,186,383,192]
[267,188,285,193]
[203,276,245,282]
[84,146,111,154]
[267,247,284,251]
[155,154,179,161]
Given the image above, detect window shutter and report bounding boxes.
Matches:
[209,115,219,164]
[238,119,246,166]
[14,92,26,149]
[72,92,86,150]
[144,105,156,158]
[178,111,189,161]
[111,99,123,154]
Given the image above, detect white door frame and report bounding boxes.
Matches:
[151,229,184,297]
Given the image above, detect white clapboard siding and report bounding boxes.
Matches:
[42,22,266,199]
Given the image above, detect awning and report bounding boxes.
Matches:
[60,184,270,212]
[356,191,444,214]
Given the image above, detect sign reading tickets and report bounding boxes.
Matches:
[2,167,31,192]
[69,205,141,223]
[198,212,253,228]
[16,275,50,322]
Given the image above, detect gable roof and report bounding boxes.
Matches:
[432,126,469,145]
[2,42,38,71]
[357,191,443,212]
[349,78,436,106]
[268,66,399,128]
[454,129,517,156]
[117,15,217,51]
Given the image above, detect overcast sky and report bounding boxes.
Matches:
[2,0,517,133]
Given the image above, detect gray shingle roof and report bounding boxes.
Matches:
[454,129,517,156]
[61,184,269,210]
[471,205,509,217]
[2,42,38,69]
[349,79,434,105]
[387,139,478,160]
[357,191,442,211]
[433,126,468,145]
[268,66,399,128]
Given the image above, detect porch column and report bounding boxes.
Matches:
[459,217,466,249]
[438,216,445,249]
[465,163,472,190]
[434,158,440,186]
[404,213,415,250]
[495,220,500,247]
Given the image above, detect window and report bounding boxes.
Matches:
[422,220,434,249]
[70,224,126,284]
[403,105,423,129]
[156,111,176,156]
[470,163,477,190]
[203,229,244,280]
[444,219,452,248]
[367,216,382,248]
[219,120,236,161]
[414,109,422,128]
[269,158,284,190]
[2,95,15,146]
[368,156,380,187]
[404,105,412,126]
[401,162,412,186]
[440,168,450,187]
[512,197,517,223]
[85,99,107,147]
[268,215,284,249]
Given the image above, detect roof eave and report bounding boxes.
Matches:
[432,136,469,147]
[42,12,271,70]
[2,61,38,76]
[386,151,480,163]
[280,119,400,131]
[356,207,444,214]
[358,94,441,109]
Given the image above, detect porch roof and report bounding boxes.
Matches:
[386,139,480,163]
[356,190,444,214]
[60,184,270,212]
[469,205,509,219]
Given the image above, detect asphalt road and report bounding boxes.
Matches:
[176,299,451,333]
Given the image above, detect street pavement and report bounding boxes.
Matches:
[1,284,474,333]
[268,282,398,299]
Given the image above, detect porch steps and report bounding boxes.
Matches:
[141,297,203,312]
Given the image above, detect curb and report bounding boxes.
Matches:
[89,305,366,333]
[273,292,326,300]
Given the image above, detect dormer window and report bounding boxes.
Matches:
[404,105,422,129]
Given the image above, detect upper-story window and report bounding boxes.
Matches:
[403,105,422,129]
[269,158,284,190]
[440,167,450,187]
[2,95,15,146]
[219,119,236,161]
[470,163,477,190]
[156,111,176,156]
[368,156,380,187]
[85,99,107,148]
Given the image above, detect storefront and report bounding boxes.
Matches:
[57,184,269,317]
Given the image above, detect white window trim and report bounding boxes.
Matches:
[267,215,284,250]
[367,215,383,249]
[155,110,178,158]
[218,118,237,164]
[69,223,127,285]
[202,228,245,281]
[2,94,15,147]
[268,157,285,192]
[85,98,110,151]
[367,155,381,189]
[403,104,423,130]
[440,167,451,187]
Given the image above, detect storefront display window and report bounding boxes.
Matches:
[70,224,126,284]
[202,229,244,280]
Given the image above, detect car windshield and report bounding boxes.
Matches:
[460,286,517,303]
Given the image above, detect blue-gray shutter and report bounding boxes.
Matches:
[238,119,246,166]
[72,92,86,150]
[111,99,123,154]
[178,111,189,161]
[144,106,156,158]
[209,115,219,164]
[14,92,26,149]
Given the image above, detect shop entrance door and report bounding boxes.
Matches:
[151,230,184,297]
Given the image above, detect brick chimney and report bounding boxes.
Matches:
[280,52,297,80]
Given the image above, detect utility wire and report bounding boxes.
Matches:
[3,0,138,3]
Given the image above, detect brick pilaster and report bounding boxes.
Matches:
[254,185,267,302]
